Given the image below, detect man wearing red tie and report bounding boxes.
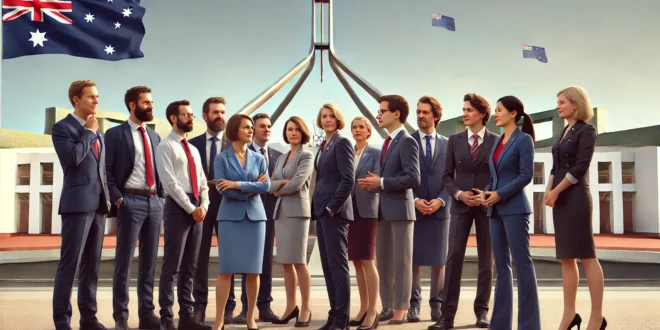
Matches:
[105,86,163,330]
[155,100,211,330]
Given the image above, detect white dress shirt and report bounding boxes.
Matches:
[454,126,487,200]
[251,141,269,168]
[125,119,156,190]
[155,131,209,214]
[205,131,224,170]
[381,125,406,189]
[418,130,437,158]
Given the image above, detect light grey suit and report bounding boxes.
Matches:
[376,128,421,311]
[353,145,381,219]
[269,147,314,264]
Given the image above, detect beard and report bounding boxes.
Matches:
[135,106,153,122]
[176,119,193,133]
[206,117,225,133]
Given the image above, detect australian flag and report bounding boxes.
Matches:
[432,13,455,31]
[2,0,146,61]
[522,44,547,63]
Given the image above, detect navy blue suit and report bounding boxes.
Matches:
[312,132,355,329]
[104,121,164,322]
[485,128,540,330]
[51,114,110,330]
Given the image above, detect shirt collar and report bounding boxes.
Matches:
[127,118,144,131]
[418,130,436,140]
[168,131,185,142]
[467,126,486,140]
[72,113,87,127]
[252,141,267,152]
[206,131,223,141]
[388,125,405,139]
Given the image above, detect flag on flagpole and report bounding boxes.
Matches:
[432,13,455,31]
[522,44,548,63]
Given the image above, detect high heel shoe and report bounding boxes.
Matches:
[295,310,312,327]
[246,320,258,330]
[600,317,607,330]
[387,312,407,325]
[357,315,379,330]
[348,313,367,326]
[567,313,582,330]
[272,306,300,325]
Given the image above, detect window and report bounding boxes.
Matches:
[42,163,54,185]
[533,163,545,185]
[622,162,635,184]
[598,162,611,184]
[16,193,29,233]
[599,192,612,234]
[41,193,53,234]
[623,192,635,234]
[533,192,546,234]
[17,164,30,185]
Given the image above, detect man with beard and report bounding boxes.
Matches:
[105,86,163,330]
[155,100,211,330]
[189,97,232,324]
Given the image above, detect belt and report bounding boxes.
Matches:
[124,188,157,196]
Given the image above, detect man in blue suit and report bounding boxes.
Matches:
[105,86,162,330]
[408,96,450,323]
[51,80,111,330]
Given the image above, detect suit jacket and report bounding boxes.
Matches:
[352,145,380,219]
[248,143,282,220]
[51,114,110,215]
[411,131,451,220]
[105,121,163,217]
[214,147,270,221]
[379,129,421,221]
[550,121,596,187]
[189,132,231,204]
[485,128,534,216]
[269,147,314,219]
[312,132,355,220]
[442,128,499,214]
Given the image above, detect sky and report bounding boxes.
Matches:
[2,0,660,146]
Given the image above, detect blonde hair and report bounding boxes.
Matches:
[316,103,346,130]
[351,116,373,139]
[557,86,594,121]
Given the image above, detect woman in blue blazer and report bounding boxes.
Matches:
[212,114,270,330]
[480,96,541,330]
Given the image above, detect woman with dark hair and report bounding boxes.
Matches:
[480,96,541,330]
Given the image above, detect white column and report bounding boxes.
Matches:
[28,159,42,234]
[610,154,624,234]
[52,157,64,234]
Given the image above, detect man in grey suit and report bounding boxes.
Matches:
[358,94,420,325]
[190,97,232,324]
[408,96,451,323]
[430,93,497,330]
[106,86,162,330]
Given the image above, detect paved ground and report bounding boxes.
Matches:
[1,286,657,330]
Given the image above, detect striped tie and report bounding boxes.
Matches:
[470,133,480,165]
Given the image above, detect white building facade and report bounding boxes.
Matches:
[1,146,659,236]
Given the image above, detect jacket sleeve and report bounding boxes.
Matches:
[326,137,355,213]
[495,134,534,202]
[51,123,98,168]
[382,137,421,192]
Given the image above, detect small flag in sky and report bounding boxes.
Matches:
[432,13,455,31]
[2,0,146,61]
[522,44,548,63]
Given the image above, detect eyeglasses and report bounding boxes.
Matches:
[377,109,393,116]
[179,113,195,119]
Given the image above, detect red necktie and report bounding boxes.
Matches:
[320,140,327,150]
[93,140,100,159]
[181,139,199,200]
[381,136,391,164]
[138,127,155,187]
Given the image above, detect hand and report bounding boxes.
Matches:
[327,209,335,216]
[414,199,432,215]
[85,115,99,132]
[357,171,381,191]
[481,191,501,207]
[257,174,268,183]
[427,199,444,213]
[192,207,207,222]
[545,189,558,208]
[458,191,481,207]
[279,179,290,186]
[115,198,123,208]
[216,179,237,191]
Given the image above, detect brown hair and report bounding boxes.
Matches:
[68,80,96,106]
[225,114,254,141]
[124,86,152,112]
[252,113,271,123]
[202,97,226,114]
[417,96,443,126]
[283,116,311,145]
[380,94,409,123]
[165,100,190,126]
[316,103,346,130]
[463,93,491,125]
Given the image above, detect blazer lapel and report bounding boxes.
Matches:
[560,121,584,144]
[495,129,520,169]
[382,130,405,168]
[474,130,494,167]
[411,132,428,168]
[430,133,444,167]
[228,148,247,181]
[318,132,340,168]
[122,122,136,169]
[96,132,104,164]
[355,145,372,178]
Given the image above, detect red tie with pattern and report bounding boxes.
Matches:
[93,140,100,159]
[381,136,391,165]
[138,127,155,187]
[181,138,199,200]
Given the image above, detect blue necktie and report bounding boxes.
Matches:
[425,135,433,163]
[209,136,218,178]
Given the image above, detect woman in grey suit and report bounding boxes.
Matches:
[269,116,314,327]
[347,116,381,329]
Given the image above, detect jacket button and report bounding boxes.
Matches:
[566,164,570,168]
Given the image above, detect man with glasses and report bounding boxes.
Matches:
[155,100,211,330]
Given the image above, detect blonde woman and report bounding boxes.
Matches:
[347,117,381,329]
[545,86,606,330]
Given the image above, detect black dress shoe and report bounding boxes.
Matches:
[194,309,206,323]
[115,318,129,330]
[140,313,161,329]
[378,308,393,321]
[272,306,299,325]
[258,307,280,322]
[161,318,176,330]
[295,310,312,327]
[428,317,454,330]
[407,306,421,322]
[356,316,379,330]
[475,313,490,328]
[233,310,247,323]
[178,315,212,330]
[80,322,107,330]
[224,310,234,324]
[388,312,407,325]
[348,313,366,326]
[430,306,442,322]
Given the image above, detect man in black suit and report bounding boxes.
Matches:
[228,113,281,323]
[105,86,162,330]
[190,97,232,324]
[51,80,111,330]
[430,93,498,330]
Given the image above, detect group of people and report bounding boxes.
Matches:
[50,79,607,330]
